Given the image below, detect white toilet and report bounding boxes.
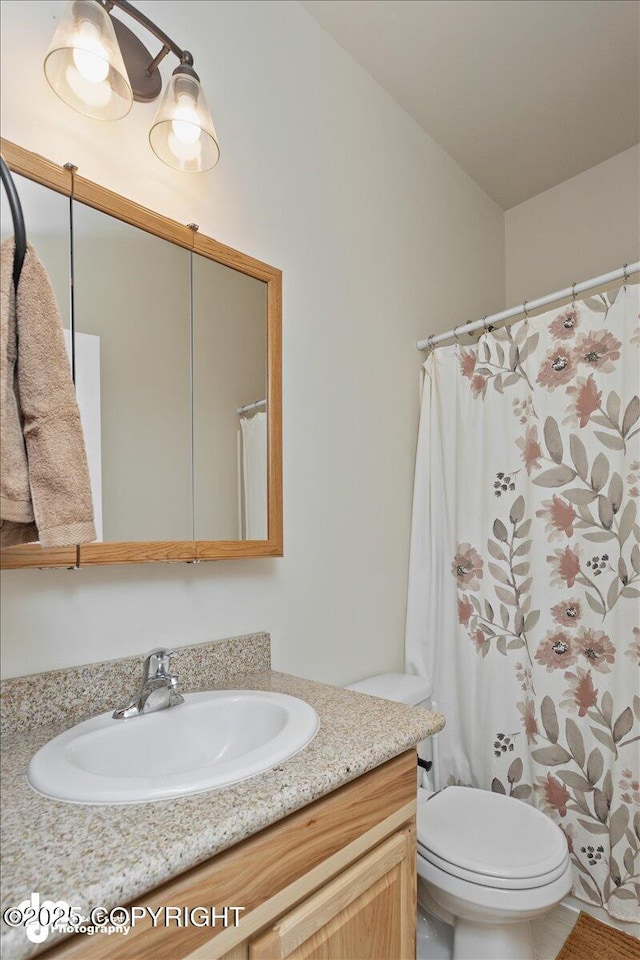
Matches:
[347,674,573,960]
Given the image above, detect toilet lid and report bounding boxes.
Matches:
[417,786,569,884]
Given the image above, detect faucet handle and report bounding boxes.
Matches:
[113,649,182,719]
[142,648,177,681]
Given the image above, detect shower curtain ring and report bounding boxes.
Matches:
[522,300,530,319]
[623,263,629,290]
[482,315,489,335]
[571,282,577,306]
[452,325,461,346]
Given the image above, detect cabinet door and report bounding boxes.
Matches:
[249,829,415,960]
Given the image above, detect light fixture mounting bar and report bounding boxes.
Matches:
[96,0,195,102]
[102,0,193,65]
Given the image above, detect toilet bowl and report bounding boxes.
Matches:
[416,785,572,959]
[347,674,573,960]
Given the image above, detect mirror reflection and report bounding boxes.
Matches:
[192,254,268,541]
[0,173,70,331]
[73,202,192,543]
[1,170,271,551]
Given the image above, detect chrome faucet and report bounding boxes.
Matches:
[113,648,184,720]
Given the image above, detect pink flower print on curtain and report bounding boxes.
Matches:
[565,375,603,428]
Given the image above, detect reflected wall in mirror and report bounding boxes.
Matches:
[0,139,282,568]
[0,172,70,331]
[192,254,267,541]
[73,202,192,543]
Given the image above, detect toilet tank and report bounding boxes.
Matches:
[346,673,432,709]
[345,673,439,790]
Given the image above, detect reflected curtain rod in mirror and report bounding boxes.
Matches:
[0,138,282,570]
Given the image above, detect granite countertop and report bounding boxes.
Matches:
[1,652,444,960]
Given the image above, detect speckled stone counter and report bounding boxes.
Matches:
[1,636,444,960]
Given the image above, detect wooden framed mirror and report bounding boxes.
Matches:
[0,139,282,568]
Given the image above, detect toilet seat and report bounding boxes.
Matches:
[418,841,570,889]
[416,786,570,890]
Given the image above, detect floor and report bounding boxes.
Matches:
[417,901,640,960]
[531,903,640,960]
[530,905,579,960]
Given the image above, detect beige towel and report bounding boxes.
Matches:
[1,238,96,547]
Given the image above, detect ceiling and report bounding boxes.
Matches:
[299,0,640,209]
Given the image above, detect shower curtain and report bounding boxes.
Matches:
[406,284,639,921]
[239,411,267,540]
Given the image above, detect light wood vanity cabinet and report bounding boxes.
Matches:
[44,751,417,960]
[248,829,415,960]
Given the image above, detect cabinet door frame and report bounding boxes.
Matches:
[0,138,283,569]
[249,828,416,960]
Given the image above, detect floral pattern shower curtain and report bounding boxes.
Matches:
[405,284,639,921]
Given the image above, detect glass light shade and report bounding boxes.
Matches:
[44,0,133,120]
[149,69,220,173]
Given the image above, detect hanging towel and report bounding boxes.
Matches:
[0,238,96,548]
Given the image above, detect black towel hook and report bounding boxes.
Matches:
[0,155,27,288]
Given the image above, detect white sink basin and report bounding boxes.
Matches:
[27,691,319,805]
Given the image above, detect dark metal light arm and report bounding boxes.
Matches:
[102,0,194,69]
[95,0,197,102]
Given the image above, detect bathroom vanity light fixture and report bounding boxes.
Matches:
[44,0,220,172]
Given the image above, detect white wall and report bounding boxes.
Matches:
[0,0,504,682]
[505,145,640,304]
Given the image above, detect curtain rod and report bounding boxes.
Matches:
[237,399,266,415]
[417,261,640,352]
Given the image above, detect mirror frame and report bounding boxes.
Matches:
[0,139,283,568]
